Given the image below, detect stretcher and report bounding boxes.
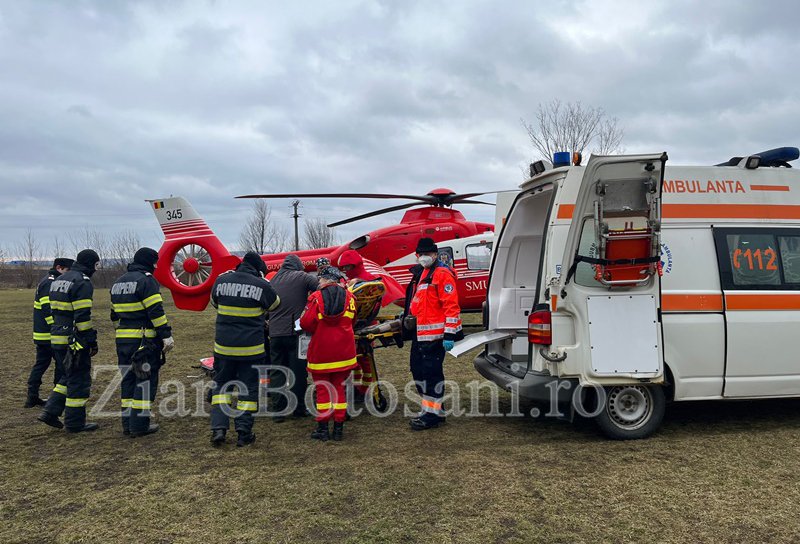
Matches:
[350,279,403,412]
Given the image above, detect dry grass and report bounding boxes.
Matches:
[1,288,800,543]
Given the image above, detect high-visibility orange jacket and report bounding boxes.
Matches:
[408,262,463,342]
[300,284,358,373]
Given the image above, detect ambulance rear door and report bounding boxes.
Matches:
[555,153,668,381]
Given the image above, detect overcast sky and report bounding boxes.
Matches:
[1,0,798,258]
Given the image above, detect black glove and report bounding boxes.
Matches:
[63,349,76,374]
[89,343,98,357]
[130,341,158,379]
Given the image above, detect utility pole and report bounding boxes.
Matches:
[291,199,300,251]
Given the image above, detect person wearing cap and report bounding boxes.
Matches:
[109,247,174,437]
[209,252,280,447]
[38,249,102,433]
[403,237,463,431]
[267,254,318,421]
[25,257,73,408]
[299,266,358,441]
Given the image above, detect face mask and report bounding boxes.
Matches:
[417,255,434,268]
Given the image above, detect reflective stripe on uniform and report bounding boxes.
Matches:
[211,394,232,405]
[50,300,74,311]
[343,311,355,319]
[143,294,163,308]
[53,384,67,395]
[33,332,51,341]
[151,314,168,327]
[112,301,145,312]
[45,316,54,325]
[333,403,347,410]
[268,295,281,312]
[417,322,445,331]
[307,357,357,372]
[34,301,42,309]
[40,296,50,305]
[421,396,443,414]
[51,335,69,345]
[417,333,444,341]
[72,299,93,310]
[130,399,151,410]
[65,397,89,408]
[213,343,265,357]
[121,398,133,408]
[76,320,93,331]
[217,305,264,318]
[236,400,258,412]
[116,328,157,339]
[316,402,332,410]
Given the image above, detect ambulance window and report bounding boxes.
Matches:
[779,236,800,284]
[438,247,454,268]
[574,220,603,287]
[466,243,492,270]
[726,234,781,287]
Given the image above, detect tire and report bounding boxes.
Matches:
[374,387,389,413]
[594,384,665,440]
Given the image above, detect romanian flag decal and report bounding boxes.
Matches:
[153,201,165,209]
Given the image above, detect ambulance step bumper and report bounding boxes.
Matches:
[474,352,576,404]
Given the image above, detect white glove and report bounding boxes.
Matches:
[162,336,175,353]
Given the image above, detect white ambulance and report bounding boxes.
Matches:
[454,147,800,439]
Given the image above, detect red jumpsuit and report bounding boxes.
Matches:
[338,250,381,396]
[299,284,357,423]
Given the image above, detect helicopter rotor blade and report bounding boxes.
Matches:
[236,193,435,203]
[453,199,496,205]
[442,190,518,204]
[327,202,421,228]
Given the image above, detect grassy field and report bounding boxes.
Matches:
[2,288,800,543]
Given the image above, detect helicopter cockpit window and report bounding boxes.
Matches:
[466,243,492,270]
[438,247,454,267]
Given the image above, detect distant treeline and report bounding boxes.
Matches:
[0,264,130,289]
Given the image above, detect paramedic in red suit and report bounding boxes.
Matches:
[299,267,358,442]
[404,237,463,431]
[337,249,380,400]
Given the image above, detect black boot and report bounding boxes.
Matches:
[130,423,160,438]
[332,422,344,441]
[211,429,226,446]
[25,396,46,408]
[310,421,329,441]
[237,432,256,447]
[37,411,64,429]
[66,422,99,433]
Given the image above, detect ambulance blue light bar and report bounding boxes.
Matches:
[716,146,799,168]
[553,152,571,167]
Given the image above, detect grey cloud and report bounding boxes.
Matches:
[1,0,800,254]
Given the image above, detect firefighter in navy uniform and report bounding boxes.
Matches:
[38,249,101,433]
[110,247,175,437]
[404,238,463,431]
[26,257,73,408]
[210,252,280,447]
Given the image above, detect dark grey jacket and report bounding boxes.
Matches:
[268,255,318,337]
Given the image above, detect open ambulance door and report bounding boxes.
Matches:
[451,183,556,362]
[553,153,669,439]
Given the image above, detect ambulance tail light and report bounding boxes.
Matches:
[528,309,552,345]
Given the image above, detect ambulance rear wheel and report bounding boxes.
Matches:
[594,385,665,440]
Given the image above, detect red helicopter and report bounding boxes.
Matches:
[147,189,496,312]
